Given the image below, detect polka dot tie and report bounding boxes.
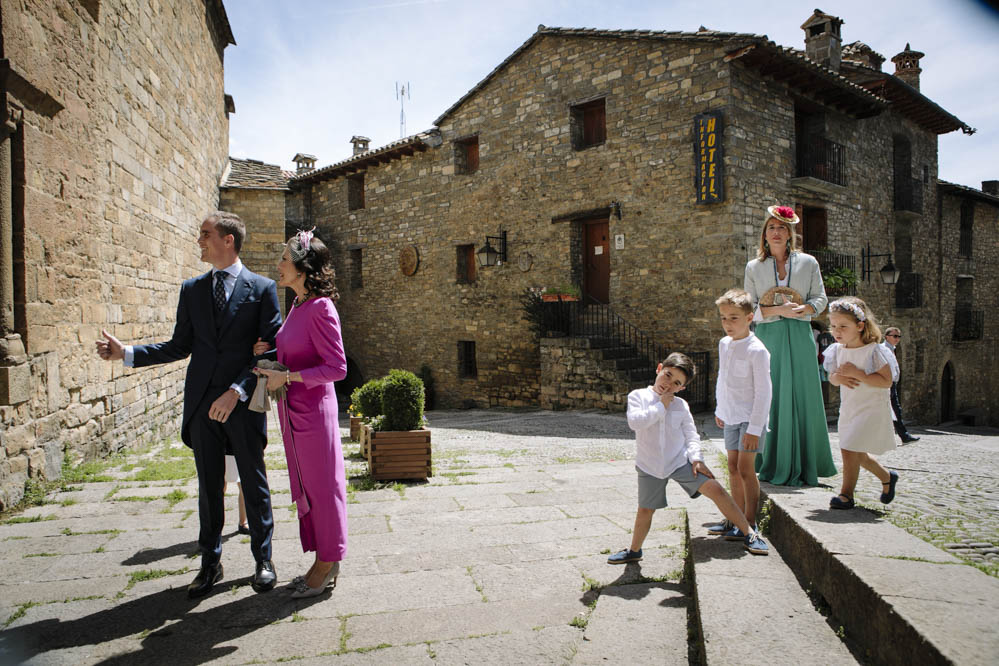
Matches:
[214,272,227,312]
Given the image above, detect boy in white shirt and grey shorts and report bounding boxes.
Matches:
[608,352,769,564]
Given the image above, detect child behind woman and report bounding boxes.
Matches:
[824,297,900,509]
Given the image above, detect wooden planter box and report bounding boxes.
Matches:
[363,425,432,481]
[359,421,370,458]
[349,416,362,441]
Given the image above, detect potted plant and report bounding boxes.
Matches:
[363,369,431,480]
[352,378,384,456]
[541,283,582,302]
[347,399,362,441]
[823,266,857,296]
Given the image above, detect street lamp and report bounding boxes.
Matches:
[476,231,507,267]
[861,243,901,285]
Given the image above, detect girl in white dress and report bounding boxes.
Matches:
[823,297,900,510]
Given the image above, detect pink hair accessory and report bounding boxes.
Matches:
[297,227,315,250]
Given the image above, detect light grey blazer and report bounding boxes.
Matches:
[744,252,828,324]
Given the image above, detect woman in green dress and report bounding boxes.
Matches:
[744,205,836,487]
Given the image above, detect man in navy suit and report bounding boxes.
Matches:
[97,211,282,598]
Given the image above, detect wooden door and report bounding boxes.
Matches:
[584,219,610,304]
[802,207,827,252]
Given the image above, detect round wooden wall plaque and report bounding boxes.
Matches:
[399,245,420,276]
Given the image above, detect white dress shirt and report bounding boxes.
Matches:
[880,340,900,383]
[627,387,702,479]
[715,333,772,436]
[124,259,248,400]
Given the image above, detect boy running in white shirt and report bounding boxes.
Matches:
[709,289,772,540]
[608,352,768,563]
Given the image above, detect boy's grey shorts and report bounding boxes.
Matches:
[636,464,710,510]
[723,422,765,454]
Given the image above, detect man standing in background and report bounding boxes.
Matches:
[882,327,919,444]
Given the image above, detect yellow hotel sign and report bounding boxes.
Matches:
[694,112,724,204]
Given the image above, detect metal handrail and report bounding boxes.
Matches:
[542,300,710,410]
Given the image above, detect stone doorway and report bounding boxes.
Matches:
[940,361,956,422]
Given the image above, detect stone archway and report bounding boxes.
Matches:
[336,355,365,408]
[940,361,956,423]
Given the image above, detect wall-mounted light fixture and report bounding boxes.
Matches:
[476,230,507,267]
[861,243,901,285]
[610,201,622,220]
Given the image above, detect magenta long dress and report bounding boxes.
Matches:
[276,296,348,561]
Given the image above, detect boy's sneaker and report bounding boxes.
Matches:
[706,519,733,536]
[744,531,769,556]
[607,548,642,564]
[723,524,755,541]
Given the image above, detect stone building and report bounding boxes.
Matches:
[279,11,995,424]
[0,0,235,508]
[219,157,292,313]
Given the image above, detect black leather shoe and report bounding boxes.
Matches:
[251,560,277,593]
[902,435,920,443]
[188,562,223,599]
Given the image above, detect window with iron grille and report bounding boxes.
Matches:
[456,244,476,284]
[350,248,363,289]
[959,200,974,258]
[458,341,477,379]
[455,136,479,174]
[347,174,365,211]
[570,98,606,150]
[895,272,923,309]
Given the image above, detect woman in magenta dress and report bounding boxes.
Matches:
[255,229,347,597]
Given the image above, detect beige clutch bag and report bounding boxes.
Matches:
[760,286,803,306]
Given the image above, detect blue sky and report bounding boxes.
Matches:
[223,0,998,189]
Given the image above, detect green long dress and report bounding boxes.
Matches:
[754,317,837,486]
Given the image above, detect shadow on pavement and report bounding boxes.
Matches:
[425,410,634,440]
[120,532,239,567]
[802,507,887,524]
[0,579,325,665]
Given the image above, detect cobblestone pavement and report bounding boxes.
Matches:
[0,408,695,665]
[806,422,999,577]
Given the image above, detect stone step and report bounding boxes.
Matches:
[686,501,860,665]
[762,481,999,666]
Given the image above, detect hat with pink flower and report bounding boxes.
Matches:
[767,204,799,225]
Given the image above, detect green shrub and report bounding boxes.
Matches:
[417,365,436,411]
[380,369,425,432]
[353,378,384,418]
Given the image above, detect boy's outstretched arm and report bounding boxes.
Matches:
[626,390,665,431]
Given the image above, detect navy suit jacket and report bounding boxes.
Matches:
[132,267,282,446]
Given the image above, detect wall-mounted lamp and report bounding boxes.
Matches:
[610,201,622,220]
[476,230,507,268]
[861,243,901,285]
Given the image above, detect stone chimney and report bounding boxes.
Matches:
[891,44,925,91]
[983,180,999,196]
[292,153,317,174]
[801,9,844,72]
[350,136,371,155]
[842,42,885,71]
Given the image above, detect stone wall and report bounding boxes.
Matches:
[219,187,288,315]
[0,0,232,508]
[933,190,999,424]
[538,337,632,412]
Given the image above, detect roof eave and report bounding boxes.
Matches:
[725,43,887,118]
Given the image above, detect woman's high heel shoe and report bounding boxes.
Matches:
[290,561,340,598]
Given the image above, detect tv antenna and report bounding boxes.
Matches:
[396,82,411,138]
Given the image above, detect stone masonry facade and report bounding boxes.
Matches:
[0,0,235,508]
[279,17,995,424]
